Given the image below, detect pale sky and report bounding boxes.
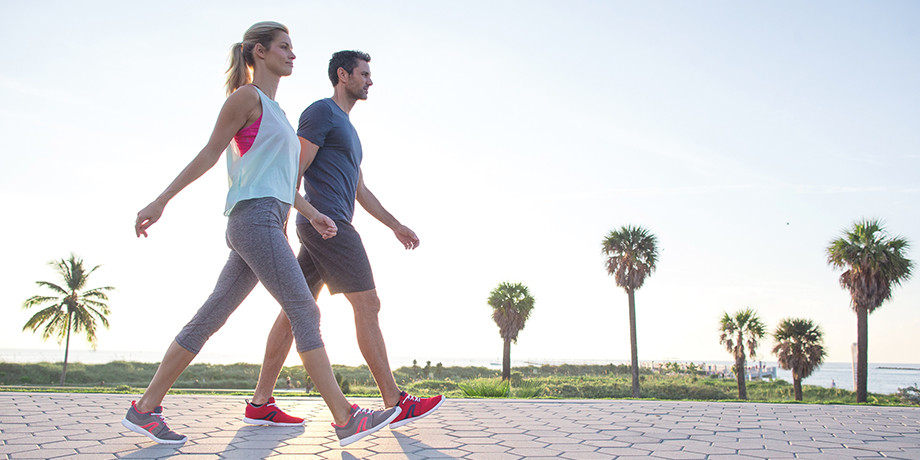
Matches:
[1,1,918,369]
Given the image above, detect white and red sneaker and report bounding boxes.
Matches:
[390,391,445,428]
[243,397,305,426]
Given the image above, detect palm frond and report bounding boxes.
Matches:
[33,281,68,295]
[22,305,64,331]
[22,295,61,310]
[82,287,114,301]
[41,312,70,343]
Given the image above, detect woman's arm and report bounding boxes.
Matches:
[293,193,337,240]
[287,135,336,239]
[135,87,259,237]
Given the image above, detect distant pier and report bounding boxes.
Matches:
[649,361,777,381]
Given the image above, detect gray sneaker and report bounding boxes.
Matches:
[122,400,188,444]
[333,404,401,447]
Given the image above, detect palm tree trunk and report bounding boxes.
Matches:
[735,356,747,399]
[793,371,803,401]
[856,306,869,403]
[61,312,72,386]
[502,338,511,381]
[627,288,640,398]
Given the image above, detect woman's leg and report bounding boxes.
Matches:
[298,348,352,425]
[136,340,195,413]
[138,247,259,411]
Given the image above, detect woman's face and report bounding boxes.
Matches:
[261,32,296,77]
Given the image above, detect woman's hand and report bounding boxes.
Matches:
[135,199,166,237]
[310,213,338,240]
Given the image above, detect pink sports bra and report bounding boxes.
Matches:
[234,114,262,156]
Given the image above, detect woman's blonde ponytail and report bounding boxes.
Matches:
[224,22,289,96]
[225,42,249,96]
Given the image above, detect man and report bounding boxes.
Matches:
[243,50,444,428]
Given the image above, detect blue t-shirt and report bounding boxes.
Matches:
[295,98,363,224]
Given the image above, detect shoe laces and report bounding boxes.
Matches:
[150,411,168,425]
[402,393,421,404]
[352,406,374,418]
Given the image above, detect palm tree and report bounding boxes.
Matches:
[488,282,535,381]
[719,308,765,400]
[772,318,826,401]
[827,219,912,402]
[602,225,658,398]
[22,254,114,385]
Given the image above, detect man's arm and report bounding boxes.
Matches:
[298,136,319,177]
[356,169,419,250]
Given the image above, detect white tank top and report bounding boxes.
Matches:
[224,86,299,215]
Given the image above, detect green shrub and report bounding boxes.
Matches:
[458,378,509,397]
[404,379,460,395]
[897,385,920,405]
[335,372,350,394]
[513,380,544,398]
[0,361,909,406]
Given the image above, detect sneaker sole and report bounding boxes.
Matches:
[243,417,306,427]
[121,418,188,445]
[390,396,445,429]
[338,407,402,447]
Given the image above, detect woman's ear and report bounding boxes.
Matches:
[253,43,266,60]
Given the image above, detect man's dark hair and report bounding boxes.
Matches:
[328,50,371,86]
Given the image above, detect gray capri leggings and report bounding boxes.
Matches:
[175,197,323,354]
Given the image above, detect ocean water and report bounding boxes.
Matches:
[2,349,917,395]
[774,362,920,395]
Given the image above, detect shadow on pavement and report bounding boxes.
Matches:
[119,425,306,459]
[219,424,306,458]
[391,431,453,458]
[119,444,183,459]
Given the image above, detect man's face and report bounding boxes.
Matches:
[344,60,373,100]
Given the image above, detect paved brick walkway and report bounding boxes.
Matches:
[1,392,919,459]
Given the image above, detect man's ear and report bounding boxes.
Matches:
[337,67,349,85]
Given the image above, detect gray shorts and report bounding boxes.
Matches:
[296,220,375,295]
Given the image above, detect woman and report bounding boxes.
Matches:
[122,21,399,447]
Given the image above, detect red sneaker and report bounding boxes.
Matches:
[243,397,305,426]
[390,391,445,428]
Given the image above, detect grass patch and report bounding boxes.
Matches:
[0,361,911,406]
[513,380,544,398]
[458,378,509,397]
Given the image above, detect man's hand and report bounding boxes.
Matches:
[135,200,166,238]
[311,213,338,240]
[393,224,419,250]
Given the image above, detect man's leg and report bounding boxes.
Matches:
[344,288,445,427]
[249,244,323,421]
[344,289,401,407]
[297,221,443,425]
[252,311,295,404]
